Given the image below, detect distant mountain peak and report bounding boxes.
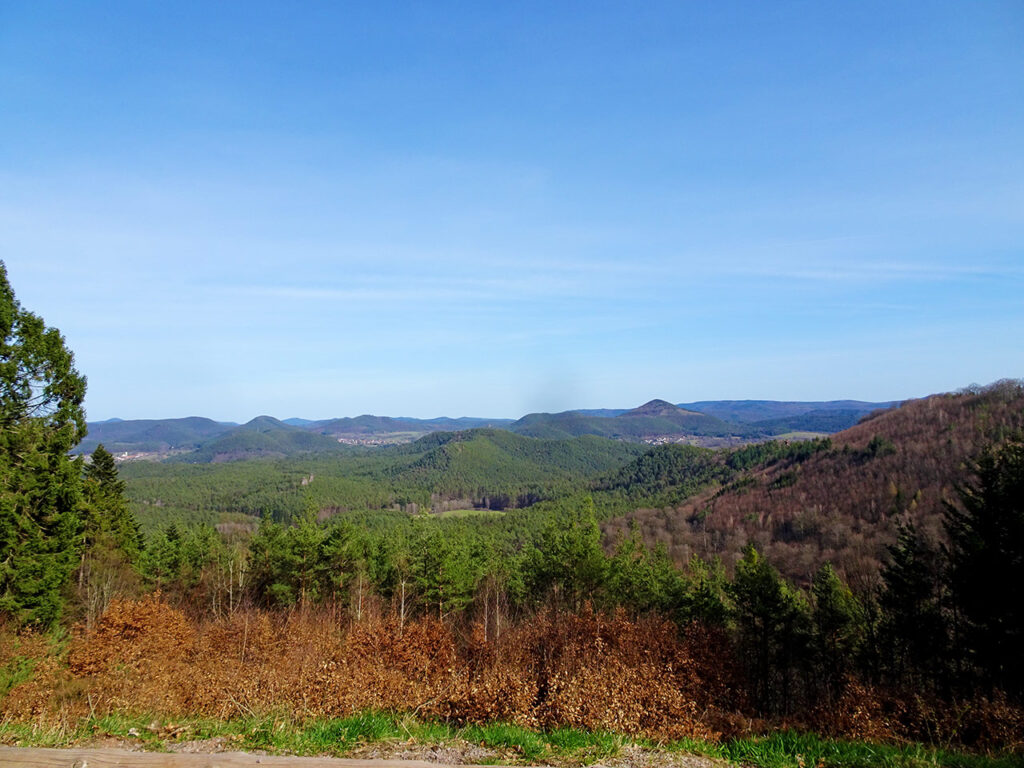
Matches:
[625,399,697,417]
[242,415,291,432]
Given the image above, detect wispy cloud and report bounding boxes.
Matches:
[745,262,1024,283]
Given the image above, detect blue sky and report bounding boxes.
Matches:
[2,2,1022,421]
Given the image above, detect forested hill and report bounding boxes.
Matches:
[121,429,645,530]
[603,381,1024,586]
[177,416,348,463]
[678,398,897,424]
[510,399,743,440]
[78,398,897,458]
[75,416,235,454]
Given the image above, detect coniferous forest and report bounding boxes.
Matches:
[2,261,1024,761]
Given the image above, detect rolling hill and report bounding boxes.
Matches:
[679,399,896,426]
[73,416,235,454]
[385,428,645,505]
[510,399,747,440]
[603,381,1024,586]
[82,398,898,460]
[121,428,645,528]
[312,414,513,437]
[176,416,349,463]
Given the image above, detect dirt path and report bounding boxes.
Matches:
[0,747,501,768]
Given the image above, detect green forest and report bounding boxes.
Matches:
[2,261,1024,763]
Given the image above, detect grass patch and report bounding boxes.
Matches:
[294,712,403,753]
[0,656,35,698]
[697,731,1024,768]
[462,722,547,761]
[545,727,626,763]
[0,715,1021,767]
[436,508,506,519]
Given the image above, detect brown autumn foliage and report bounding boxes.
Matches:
[2,596,722,740]
[5,596,1024,749]
[604,382,1024,586]
[812,680,1024,753]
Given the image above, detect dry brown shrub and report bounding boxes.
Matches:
[4,601,730,739]
[522,606,716,740]
[814,684,1024,751]
[679,622,746,712]
[59,595,195,716]
[431,620,539,728]
[185,609,299,717]
[816,678,897,743]
[0,654,74,723]
[67,594,194,676]
[7,598,1024,751]
[954,693,1024,752]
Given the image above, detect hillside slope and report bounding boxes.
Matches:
[74,417,235,454]
[604,381,1024,586]
[122,428,644,528]
[179,416,348,463]
[390,429,644,498]
[511,399,745,441]
[679,399,895,424]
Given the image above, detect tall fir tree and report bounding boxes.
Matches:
[0,261,87,625]
[810,562,864,701]
[82,444,140,558]
[77,443,142,625]
[879,520,947,688]
[945,440,1024,696]
[731,544,810,713]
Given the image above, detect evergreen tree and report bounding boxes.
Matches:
[731,544,810,713]
[528,496,607,610]
[410,521,477,619]
[248,516,296,606]
[77,444,142,625]
[945,440,1024,696]
[81,444,141,556]
[677,555,730,627]
[810,562,863,701]
[0,261,87,625]
[878,520,947,687]
[607,526,681,613]
[289,503,326,607]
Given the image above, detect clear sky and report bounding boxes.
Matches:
[2,2,1022,421]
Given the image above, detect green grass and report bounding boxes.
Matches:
[462,722,548,761]
[437,508,507,519]
[672,731,1024,768]
[0,656,35,699]
[0,627,68,699]
[0,714,1020,767]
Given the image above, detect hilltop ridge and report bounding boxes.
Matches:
[79,397,898,460]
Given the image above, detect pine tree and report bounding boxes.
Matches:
[248,516,296,606]
[77,443,142,626]
[878,520,947,687]
[529,495,607,610]
[82,444,141,556]
[810,562,863,701]
[0,261,87,625]
[678,555,728,626]
[731,544,810,713]
[289,502,326,608]
[945,440,1024,696]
